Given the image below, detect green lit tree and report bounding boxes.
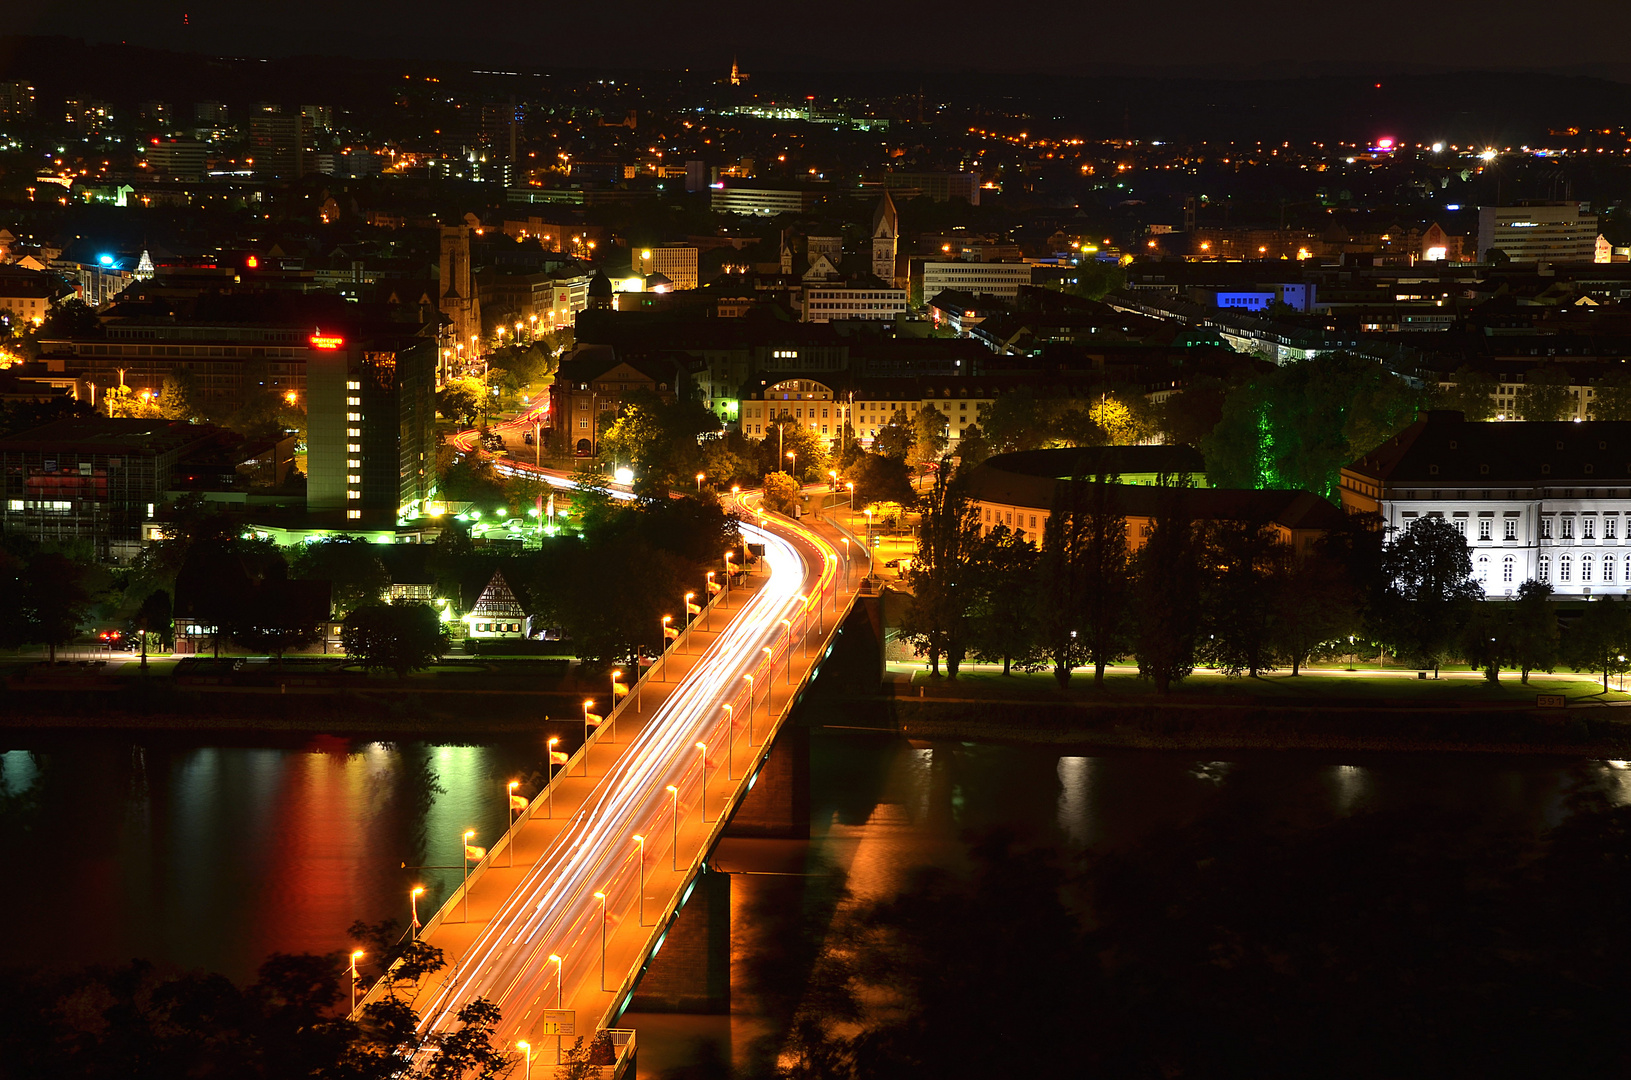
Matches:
[762,471,801,515]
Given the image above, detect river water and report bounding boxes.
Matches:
[2,730,1628,1075]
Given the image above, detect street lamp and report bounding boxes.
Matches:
[660,617,675,680]
[695,471,705,492]
[546,737,562,817]
[517,1041,533,1080]
[350,949,364,1012]
[724,703,735,780]
[780,618,793,684]
[547,954,564,1063]
[696,742,710,822]
[410,885,424,939]
[846,481,855,511]
[632,834,646,925]
[786,449,797,482]
[723,551,734,593]
[705,572,717,630]
[743,673,755,745]
[582,699,601,772]
[507,780,522,866]
[667,784,679,871]
[593,890,608,990]
[461,829,480,921]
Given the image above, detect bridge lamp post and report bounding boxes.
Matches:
[507,780,521,866]
[349,949,363,1013]
[705,572,717,630]
[461,830,478,922]
[547,953,564,1062]
[410,886,424,940]
[684,592,697,645]
[593,891,608,991]
[667,785,679,871]
[632,835,647,926]
[780,619,793,684]
[546,738,561,818]
[724,704,735,780]
[723,552,734,596]
[743,674,755,745]
[696,742,710,823]
[582,700,600,773]
[846,480,855,512]
[660,617,674,680]
[517,1041,532,1080]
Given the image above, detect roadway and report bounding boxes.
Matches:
[358,465,863,1069]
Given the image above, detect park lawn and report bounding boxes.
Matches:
[911,665,1631,705]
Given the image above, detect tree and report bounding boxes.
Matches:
[1200,522,1285,677]
[872,410,916,460]
[232,567,327,663]
[979,388,1047,454]
[1130,478,1204,692]
[156,370,197,421]
[965,525,1040,675]
[1076,475,1130,686]
[1515,365,1574,422]
[1436,365,1499,422]
[955,421,992,468]
[912,405,950,466]
[342,601,451,678]
[762,471,801,515]
[415,998,512,1080]
[18,551,96,663]
[1565,596,1631,693]
[899,464,980,677]
[845,452,916,511]
[131,588,173,668]
[1035,482,1090,687]
[292,536,390,615]
[1158,377,1232,448]
[1589,373,1631,421]
[438,449,506,508]
[1509,579,1559,683]
[1377,516,1482,676]
[566,461,618,534]
[1460,599,1508,682]
[1271,550,1359,675]
[436,377,482,426]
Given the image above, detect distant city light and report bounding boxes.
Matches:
[98,254,113,266]
[614,467,635,484]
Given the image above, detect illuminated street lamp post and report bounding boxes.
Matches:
[593,890,608,990]
[723,704,735,779]
[461,829,480,921]
[610,670,627,738]
[695,471,705,493]
[696,742,710,822]
[846,480,855,512]
[583,699,601,772]
[410,885,424,940]
[780,618,793,683]
[507,780,523,866]
[705,572,717,630]
[660,617,676,680]
[786,449,797,484]
[548,954,564,1062]
[632,834,647,925]
[667,784,679,871]
[517,1041,533,1080]
[546,738,563,817]
[349,949,364,1013]
[723,552,734,595]
[684,592,698,644]
[743,673,755,745]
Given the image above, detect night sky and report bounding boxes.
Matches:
[10,0,1631,75]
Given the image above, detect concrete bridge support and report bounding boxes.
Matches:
[629,865,732,1014]
[725,724,810,840]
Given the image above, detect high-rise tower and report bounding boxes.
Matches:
[439,226,481,360]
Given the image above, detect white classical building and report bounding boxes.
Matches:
[1340,410,1631,598]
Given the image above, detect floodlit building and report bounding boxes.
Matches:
[633,246,699,291]
[464,570,528,639]
[1342,410,1631,598]
[1477,203,1598,264]
[710,184,823,216]
[921,260,1033,302]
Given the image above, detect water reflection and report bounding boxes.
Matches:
[0,736,544,980]
[1056,756,1091,847]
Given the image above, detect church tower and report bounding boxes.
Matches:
[439,225,481,359]
[871,191,899,285]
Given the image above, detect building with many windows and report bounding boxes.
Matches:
[710,184,824,216]
[1477,202,1598,264]
[1340,410,1631,597]
[305,328,436,526]
[920,260,1033,301]
[803,279,908,323]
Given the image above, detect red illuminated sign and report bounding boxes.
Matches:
[246,255,259,268]
[310,333,344,350]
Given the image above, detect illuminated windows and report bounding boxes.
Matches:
[347,396,361,406]
[1504,519,1518,540]
[346,380,361,390]
[347,509,362,520]
[347,490,362,500]
[1478,519,1492,541]
[347,427,361,438]
[347,412,362,422]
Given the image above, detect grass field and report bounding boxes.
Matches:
[900,663,1631,705]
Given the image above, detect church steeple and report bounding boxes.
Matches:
[871,191,898,285]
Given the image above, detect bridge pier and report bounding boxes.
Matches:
[725,724,810,840]
[629,865,731,1014]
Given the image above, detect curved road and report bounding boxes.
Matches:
[410,464,841,1047]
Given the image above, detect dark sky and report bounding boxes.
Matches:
[11,0,1631,76]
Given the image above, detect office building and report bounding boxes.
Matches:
[882,171,982,205]
[0,81,35,119]
[921,260,1033,301]
[1477,202,1598,264]
[1340,410,1631,598]
[0,417,228,562]
[144,139,208,181]
[633,246,699,291]
[247,114,310,178]
[803,281,908,323]
[305,329,436,525]
[710,184,823,216]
